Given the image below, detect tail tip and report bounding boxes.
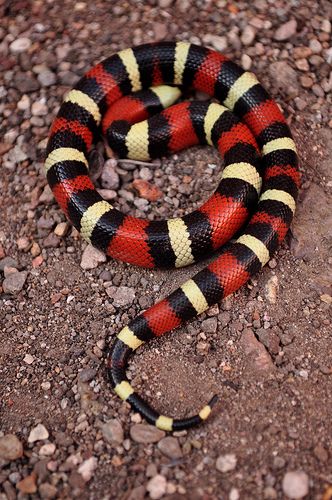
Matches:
[209,394,218,408]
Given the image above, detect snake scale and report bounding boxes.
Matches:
[45,42,300,431]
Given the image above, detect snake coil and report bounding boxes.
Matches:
[45,42,299,431]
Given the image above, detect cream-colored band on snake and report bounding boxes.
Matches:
[237,234,270,266]
[180,279,209,314]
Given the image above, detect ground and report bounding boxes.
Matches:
[0,0,331,499]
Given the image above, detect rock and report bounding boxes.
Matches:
[38,70,56,87]
[31,100,48,116]
[39,443,56,456]
[80,244,107,270]
[256,329,280,355]
[78,456,97,482]
[158,0,173,8]
[239,329,275,375]
[132,179,163,202]
[139,167,153,181]
[39,185,54,204]
[241,54,252,70]
[54,222,69,237]
[202,34,227,52]
[10,37,31,54]
[17,94,30,111]
[101,419,124,445]
[157,437,182,459]
[14,72,40,93]
[96,188,117,201]
[146,475,167,500]
[269,61,299,97]
[153,22,168,41]
[17,236,31,251]
[241,26,256,46]
[274,19,297,41]
[265,275,279,304]
[79,367,97,382]
[313,444,328,462]
[282,471,309,499]
[37,216,55,230]
[8,144,29,163]
[43,233,60,248]
[23,354,34,365]
[216,453,237,473]
[2,271,27,294]
[106,285,136,308]
[229,488,240,500]
[31,242,41,256]
[0,257,18,271]
[17,473,37,494]
[201,317,218,333]
[101,158,120,190]
[28,424,49,443]
[39,483,58,499]
[321,19,331,33]
[273,456,286,470]
[309,39,322,54]
[130,424,165,444]
[0,435,23,461]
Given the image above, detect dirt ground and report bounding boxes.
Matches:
[0,0,331,499]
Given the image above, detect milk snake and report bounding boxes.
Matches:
[45,42,299,431]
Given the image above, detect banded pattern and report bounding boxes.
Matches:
[46,42,300,431]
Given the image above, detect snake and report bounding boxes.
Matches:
[45,42,299,432]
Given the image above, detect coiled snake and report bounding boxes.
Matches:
[45,42,299,431]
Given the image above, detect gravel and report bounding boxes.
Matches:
[0,0,331,497]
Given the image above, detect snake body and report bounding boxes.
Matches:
[45,42,299,431]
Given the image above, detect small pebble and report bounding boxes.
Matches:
[101,419,124,445]
[130,424,165,444]
[146,474,167,500]
[78,457,97,482]
[216,453,237,473]
[28,424,49,443]
[0,435,23,461]
[2,270,27,294]
[157,437,183,459]
[10,37,31,54]
[80,244,106,270]
[274,19,297,41]
[39,443,56,456]
[241,26,256,46]
[282,471,309,499]
[23,354,34,365]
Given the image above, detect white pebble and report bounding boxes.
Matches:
[10,37,31,54]
[78,457,98,482]
[39,443,56,456]
[282,471,309,499]
[216,453,237,473]
[146,475,167,500]
[23,354,34,365]
[28,424,49,443]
